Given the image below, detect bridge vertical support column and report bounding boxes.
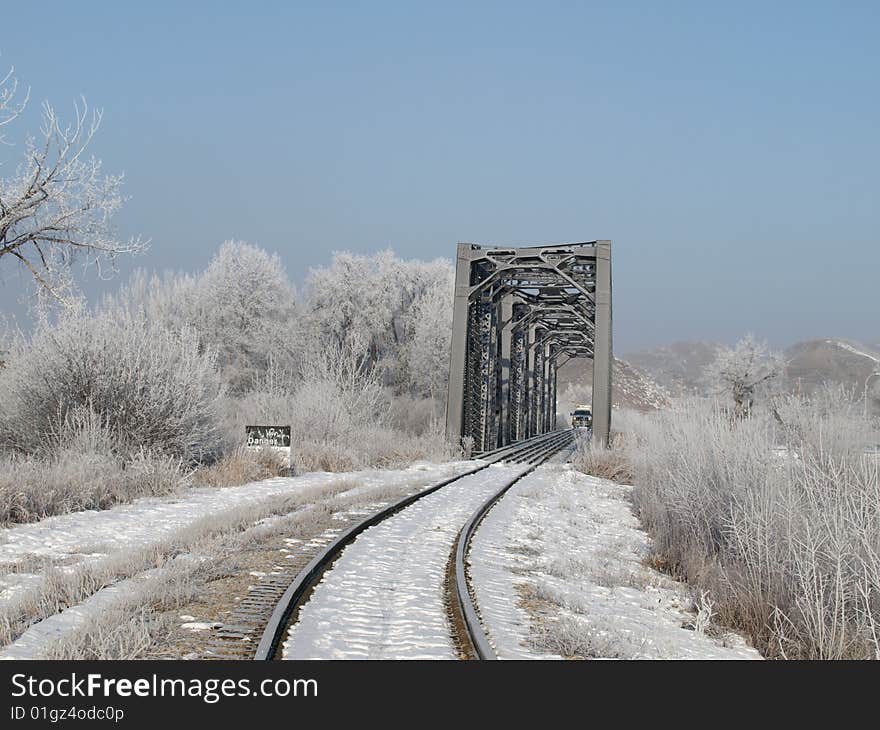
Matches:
[498,295,513,447]
[592,240,613,446]
[534,334,546,434]
[509,313,526,442]
[445,244,472,445]
[526,325,537,438]
[483,296,499,451]
[541,340,552,433]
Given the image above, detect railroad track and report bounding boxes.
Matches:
[252,429,574,660]
[451,428,573,659]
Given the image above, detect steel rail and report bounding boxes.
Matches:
[453,429,574,659]
[253,429,571,660]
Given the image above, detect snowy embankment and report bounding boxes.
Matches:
[0,461,473,660]
[469,465,761,660]
[283,463,528,660]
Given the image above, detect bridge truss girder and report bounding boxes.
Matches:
[446,241,613,452]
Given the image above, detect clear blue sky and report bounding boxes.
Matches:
[1,1,877,352]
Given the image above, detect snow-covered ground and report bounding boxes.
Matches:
[283,463,529,659]
[2,456,762,661]
[1,462,465,567]
[469,464,761,659]
[1,568,164,660]
[0,461,473,659]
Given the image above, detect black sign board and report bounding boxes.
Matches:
[245,425,291,448]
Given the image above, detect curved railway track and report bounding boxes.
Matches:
[451,429,573,659]
[254,429,574,660]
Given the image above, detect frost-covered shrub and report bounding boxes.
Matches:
[703,334,784,417]
[572,433,633,483]
[221,338,453,472]
[629,392,880,659]
[0,308,223,463]
[0,411,186,525]
[388,395,444,436]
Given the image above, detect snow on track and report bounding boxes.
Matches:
[283,463,527,660]
[469,465,761,659]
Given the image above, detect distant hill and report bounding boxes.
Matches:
[624,341,723,395]
[556,356,671,417]
[784,339,880,397]
[622,338,880,412]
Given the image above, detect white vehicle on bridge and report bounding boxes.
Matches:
[571,405,592,429]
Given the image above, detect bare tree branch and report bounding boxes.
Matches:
[0,66,146,305]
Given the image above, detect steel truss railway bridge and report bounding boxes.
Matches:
[445,241,612,452]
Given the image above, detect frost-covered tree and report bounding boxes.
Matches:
[305,250,400,369]
[400,270,454,400]
[0,63,144,303]
[190,241,295,393]
[304,250,454,392]
[0,319,9,369]
[705,334,784,417]
[869,376,880,418]
[100,242,297,393]
[382,255,453,388]
[101,269,198,333]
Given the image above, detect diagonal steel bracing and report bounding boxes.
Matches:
[446,241,613,451]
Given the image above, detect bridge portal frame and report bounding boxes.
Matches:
[445,241,612,451]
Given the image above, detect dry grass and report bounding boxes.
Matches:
[291,426,457,473]
[571,432,634,483]
[0,448,185,526]
[529,613,633,659]
[521,582,641,659]
[191,447,288,487]
[43,608,176,661]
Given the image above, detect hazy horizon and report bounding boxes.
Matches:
[2,2,878,352]
[2,240,876,354]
